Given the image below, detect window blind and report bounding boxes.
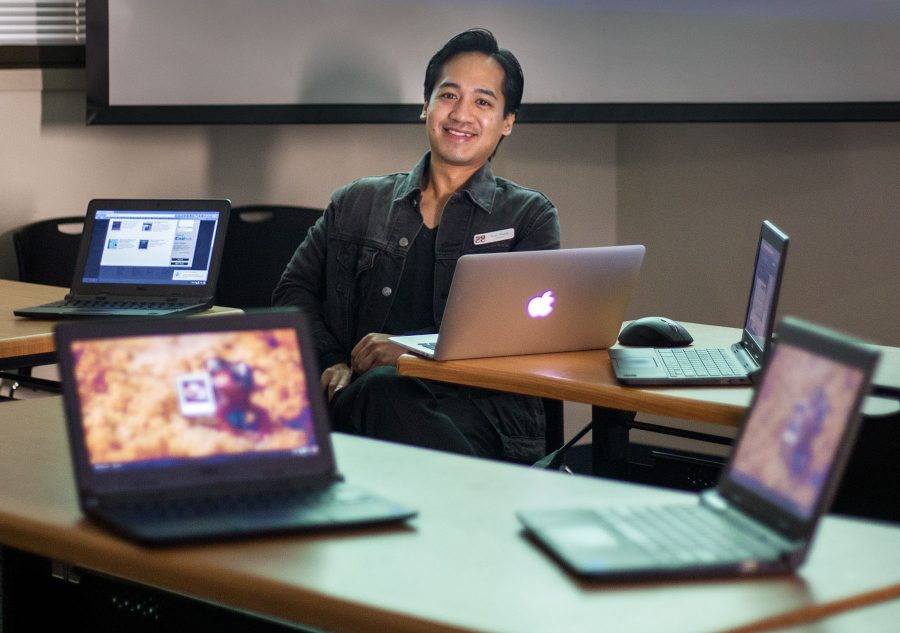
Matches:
[0,1,85,45]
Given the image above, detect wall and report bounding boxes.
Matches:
[0,69,616,275]
[618,122,900,347]
[2,68,898,440]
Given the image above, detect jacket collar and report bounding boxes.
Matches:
[397,152,496,214]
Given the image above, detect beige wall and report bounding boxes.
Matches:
[3,67,898,441]
[2,70,897,348]
[617,122,900,347]
[0,69,616,275]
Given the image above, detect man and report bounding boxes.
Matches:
[273,28,560,462]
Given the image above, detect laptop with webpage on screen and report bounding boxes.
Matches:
[389,245,645,360]
[609,220,789,385]
[55,309,416,545]
[15,198,230,319]
[518,316,879,579]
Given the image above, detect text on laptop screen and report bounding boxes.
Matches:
[69,327,319,472]
[727,341,865,520]
[82,210,221,286]
[744,237,782,349]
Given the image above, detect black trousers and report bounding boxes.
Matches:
[329,366,503,458]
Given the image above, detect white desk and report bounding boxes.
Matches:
[1,397,900,633]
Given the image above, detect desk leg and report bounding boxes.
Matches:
[591,407,636,479]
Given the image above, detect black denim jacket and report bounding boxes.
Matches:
[273,153,560,460]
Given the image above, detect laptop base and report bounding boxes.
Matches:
[15,299,211,319]
[89,481,415,546]
[518,500,790,580]
[609,343,755,386]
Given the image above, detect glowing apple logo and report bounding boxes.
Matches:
[527,290,555,318]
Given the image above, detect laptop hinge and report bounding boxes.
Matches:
[67,294,108,302]
[701,490,798,552]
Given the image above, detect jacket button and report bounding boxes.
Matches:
[382,286,392,297]
[399,237,409,247]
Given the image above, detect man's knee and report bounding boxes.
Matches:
[356,365,400,389]
[331,366,420,430]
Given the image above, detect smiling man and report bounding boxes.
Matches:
[273,28,560,462]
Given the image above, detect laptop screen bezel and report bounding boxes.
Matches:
[55,309,339,496]
[69,199,231,299]
[717,316,878,541]
[738,220,790,367]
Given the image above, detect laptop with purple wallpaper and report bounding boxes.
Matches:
[610,220,789,385]
[519,316,879,579]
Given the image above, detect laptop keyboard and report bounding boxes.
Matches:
[106,484,371,521]
[62,299,187,310]
[658,347,743,378]
[597,505,777,564]
[421,342,438,351]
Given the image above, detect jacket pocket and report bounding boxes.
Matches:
[336,241,378,278]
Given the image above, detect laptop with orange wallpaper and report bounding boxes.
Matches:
[55,309,415,545]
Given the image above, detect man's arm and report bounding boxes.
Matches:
[271,204,349,371]
[349,333,407,374]
[513,201,560,252]
[320,362,352,402]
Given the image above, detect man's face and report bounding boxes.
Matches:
[422,51,516,171]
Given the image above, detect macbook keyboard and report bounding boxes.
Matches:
[596,505,776,564]
[658,347,743,378]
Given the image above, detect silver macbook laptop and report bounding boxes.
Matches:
[15,199,230,319]
[55,309,416,545]
[609,220,789,385]
[390,245,645,361]
[518,316,879,579]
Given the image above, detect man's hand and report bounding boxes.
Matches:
[321,362,352,402]
[351,333,406,374]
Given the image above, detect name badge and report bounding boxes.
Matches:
[474,228,514,245]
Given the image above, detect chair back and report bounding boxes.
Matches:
[13,216,85,287]
[831,389,900,523]
[216,205,322,309]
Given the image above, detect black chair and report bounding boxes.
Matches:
[216,205,322,309]
[5,216,82,397]
[13,215,84,287]
[831,385,900,524]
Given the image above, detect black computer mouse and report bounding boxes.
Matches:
[617,316,693,347]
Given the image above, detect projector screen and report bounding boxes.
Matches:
[86,0,900,124]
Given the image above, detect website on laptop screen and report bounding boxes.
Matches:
[69,327,320,473]
[727,342,864,520]
[82,209,221,285]
[744,237,782,349]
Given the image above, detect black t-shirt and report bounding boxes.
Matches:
[383,226,437,335]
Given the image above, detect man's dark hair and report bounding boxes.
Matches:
[423,28,524,117]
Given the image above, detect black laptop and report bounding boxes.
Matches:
[15,199,230,318]
[55,309,416,545]
[609,220,789,385]
[519,316,879,579]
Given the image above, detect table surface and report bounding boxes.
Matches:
[397,322,900,428]
[2,396,900,633]
[0,279,70,361]
[0,279,240,363]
